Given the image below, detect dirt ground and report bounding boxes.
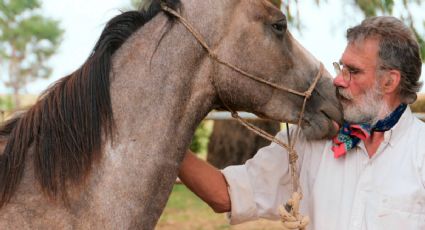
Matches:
[157,214,283,230]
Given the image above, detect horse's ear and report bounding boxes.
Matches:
[159,0,181,10]
[139,0,181,15]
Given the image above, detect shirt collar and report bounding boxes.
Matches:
[383,106,414,147]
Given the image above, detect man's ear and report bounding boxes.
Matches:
[382,70,401,93]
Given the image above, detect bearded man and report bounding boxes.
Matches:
[178,16,425,230]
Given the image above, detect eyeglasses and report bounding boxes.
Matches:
[333,62,352,83]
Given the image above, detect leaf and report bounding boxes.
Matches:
[0,0,62,107]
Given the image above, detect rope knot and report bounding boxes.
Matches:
[289,150,298,164]
[303,90,312,99]
[208,52,218,59]
[279,192,310,230]
[159,5,312,228]
[230,111,239,119]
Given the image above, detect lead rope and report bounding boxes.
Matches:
[161,4,322,229]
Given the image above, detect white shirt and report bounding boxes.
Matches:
[222,107,425,230]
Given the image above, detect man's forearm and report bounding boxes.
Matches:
[178,151,231,213]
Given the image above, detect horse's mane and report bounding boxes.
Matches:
[0,0,181,208]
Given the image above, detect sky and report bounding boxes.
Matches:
[1,0,425,94]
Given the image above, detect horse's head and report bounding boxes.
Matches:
[197,0,342,139]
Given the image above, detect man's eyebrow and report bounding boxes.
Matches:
[339,60,361,71]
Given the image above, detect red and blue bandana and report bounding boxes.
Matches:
[331,103,407,158]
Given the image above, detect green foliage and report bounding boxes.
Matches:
[189,121,213,155]
[130,0,153,11]
[161,184,206,210]
[0,0,40,16]
[131,0,141,9]
[0,95,14,117]
[158,184,283,229]
[158,184,224,228]
[283,0,320,30]
[422,20,425,58]
[352,0,425,60]
[0,0,63,107]
[282,0,425,62]
[269,0,282,7]
[355,0,394,16]
[131,0,425,56]
[411,25,425,62]
[352,0,425,61]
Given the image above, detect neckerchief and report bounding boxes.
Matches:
[331,103,407,158]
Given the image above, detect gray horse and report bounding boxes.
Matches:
[0,0,341,229]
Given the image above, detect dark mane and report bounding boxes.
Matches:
[0,0,181,207]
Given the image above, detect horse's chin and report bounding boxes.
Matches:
[301,116,338,140]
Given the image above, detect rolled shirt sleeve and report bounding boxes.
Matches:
[222,108,425,229]
[221,130,309,224]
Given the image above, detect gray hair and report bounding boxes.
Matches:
[346,16,423,104]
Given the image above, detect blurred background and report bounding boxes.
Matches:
[1,0,425,229]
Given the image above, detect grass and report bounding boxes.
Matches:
[0,94,39,121]
[157,184,226,230]
[156,184,283,230]
[1,92,424,228]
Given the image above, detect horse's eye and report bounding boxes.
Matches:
[271,19,287,35]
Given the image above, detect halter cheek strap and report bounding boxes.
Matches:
[161,4,323,229]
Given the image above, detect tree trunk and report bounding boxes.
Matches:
[207,120,280,169]
[9,48,21,109]
[12,88,21,109]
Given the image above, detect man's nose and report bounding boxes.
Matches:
[333,74,349,88]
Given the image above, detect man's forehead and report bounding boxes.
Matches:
[342,38,380,67]
[350,36,380,50]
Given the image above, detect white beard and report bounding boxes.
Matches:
[338,82,390,125]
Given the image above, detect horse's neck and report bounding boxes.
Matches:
[78,13,217,228]
[110,12,216,152]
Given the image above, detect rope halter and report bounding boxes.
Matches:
[161,4,324,229]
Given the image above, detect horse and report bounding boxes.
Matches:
[0,0,342,229]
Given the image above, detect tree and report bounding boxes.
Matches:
[208,0,425,167]
[131,0,145,10]
[0,0,63,108]
[207,120,280,169]
[129,0,424,167]
[284,0,425,59]
[270,0,282,8]
[131,0,424,59]
[189,121,212,154]
[0,95,12,111]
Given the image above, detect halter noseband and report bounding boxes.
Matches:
[161,2,323,198]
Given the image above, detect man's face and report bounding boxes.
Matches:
[333,38,389,124]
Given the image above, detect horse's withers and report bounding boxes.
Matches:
[0,0,343,229]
